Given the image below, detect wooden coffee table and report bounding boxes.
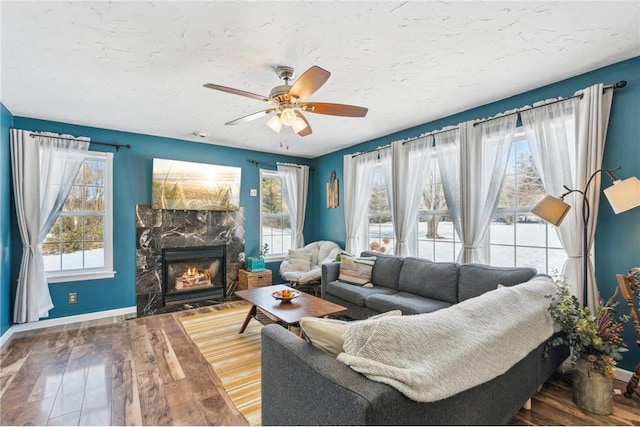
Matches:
[235,284,347,333]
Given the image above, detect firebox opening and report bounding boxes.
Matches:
[169,259,219,292]
[161,245,226,306]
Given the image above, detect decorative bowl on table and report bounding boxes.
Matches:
[272,289,300,303]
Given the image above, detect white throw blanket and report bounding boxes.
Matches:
[337,277,557,402]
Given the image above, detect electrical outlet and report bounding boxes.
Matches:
[250,188,257,197]
[68,292,77,304]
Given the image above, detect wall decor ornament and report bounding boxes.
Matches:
[326,170,339,208]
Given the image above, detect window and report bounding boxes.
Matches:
[367,164,395,254]
[488,132,564,273]
[41,151,114,282]
[260,170,293,257]
[417,155,460,261]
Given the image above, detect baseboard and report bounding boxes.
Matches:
[616,368,633,383]
[0,306,136,348]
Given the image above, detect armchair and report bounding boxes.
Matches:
[279,241,341,294]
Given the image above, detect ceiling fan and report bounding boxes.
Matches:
[203,65,368,137]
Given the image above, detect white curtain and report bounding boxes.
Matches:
[277,163,309,249]
[437,119,516,263]
[576,84,613,310]
[522,84,612,311]
[522,99,580,300]
[344,151,378,254]
[10,130,89,323]
[391,137,434,256]
[459,116,517,263]
[435,128,463,257]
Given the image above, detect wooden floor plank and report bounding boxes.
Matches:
[1,302,638,426]
[79,352,113,426]
[111,345,143,426]
[0,351,29,398]
[163,379,208,425]
[48,344,92,420]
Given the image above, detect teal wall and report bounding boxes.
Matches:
[1,104,13,336]
[314,56,640,371]
[9,117,313,319]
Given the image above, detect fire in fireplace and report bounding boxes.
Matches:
[177,265,212,289]
[161,245,226,305]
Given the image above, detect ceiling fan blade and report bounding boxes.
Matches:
[301,102,368,117]
[203,83,268,102]
[288,66,331,101]
[225,108,276,126]
[294,111,312,137]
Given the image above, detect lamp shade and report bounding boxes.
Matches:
[531,195,571,226]
[603,176,640,214]
[267,115,283,132]
[292,116,308,133]
[280,108,297,126]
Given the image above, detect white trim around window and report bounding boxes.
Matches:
[259,169,295,258]
[45,151,115,283]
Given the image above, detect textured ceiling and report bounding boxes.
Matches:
[1,1,639,158]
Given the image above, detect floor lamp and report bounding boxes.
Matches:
[531,167,640,308]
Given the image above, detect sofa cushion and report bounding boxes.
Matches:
[365,291,451,315]
[398,258,459,304]
[338,255,375,285]
[458,264,537,301]
[369,256,404,290]
[299,310,402,357]
[326,280,397,307]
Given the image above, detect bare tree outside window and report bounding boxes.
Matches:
[368,165,394,254]
[417,156,459,261]
[489,135,564,273]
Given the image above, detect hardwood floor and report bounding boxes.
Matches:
[1,301,639,426]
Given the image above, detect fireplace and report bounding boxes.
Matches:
[162,245,226,305]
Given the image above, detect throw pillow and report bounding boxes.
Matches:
[288,249,312,272]
[338,255,375,285]
[300,310,402,357]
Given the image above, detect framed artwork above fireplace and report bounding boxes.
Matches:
[152,158,241,211]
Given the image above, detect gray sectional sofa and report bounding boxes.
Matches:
[261,253,568,425]
[262,324,568,425]
[321,251,540,319]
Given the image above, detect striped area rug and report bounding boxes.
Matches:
[179,306,262,426]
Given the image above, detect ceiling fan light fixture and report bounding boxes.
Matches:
[280,108,297,126]
[267,115,283,132]
[292,117,308,133]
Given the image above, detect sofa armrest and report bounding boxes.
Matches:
[262,324,392,425]
[321,262,340,299]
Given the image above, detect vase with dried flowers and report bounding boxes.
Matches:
[547,274,629,414]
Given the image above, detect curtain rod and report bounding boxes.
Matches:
[393,80,627,147]
[471,80,626,128]
[250,159,315,171]
[351,143,392,158]
[29,133,131,151]
[400,128,456,145]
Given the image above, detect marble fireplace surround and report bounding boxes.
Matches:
[135,205,245,317]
